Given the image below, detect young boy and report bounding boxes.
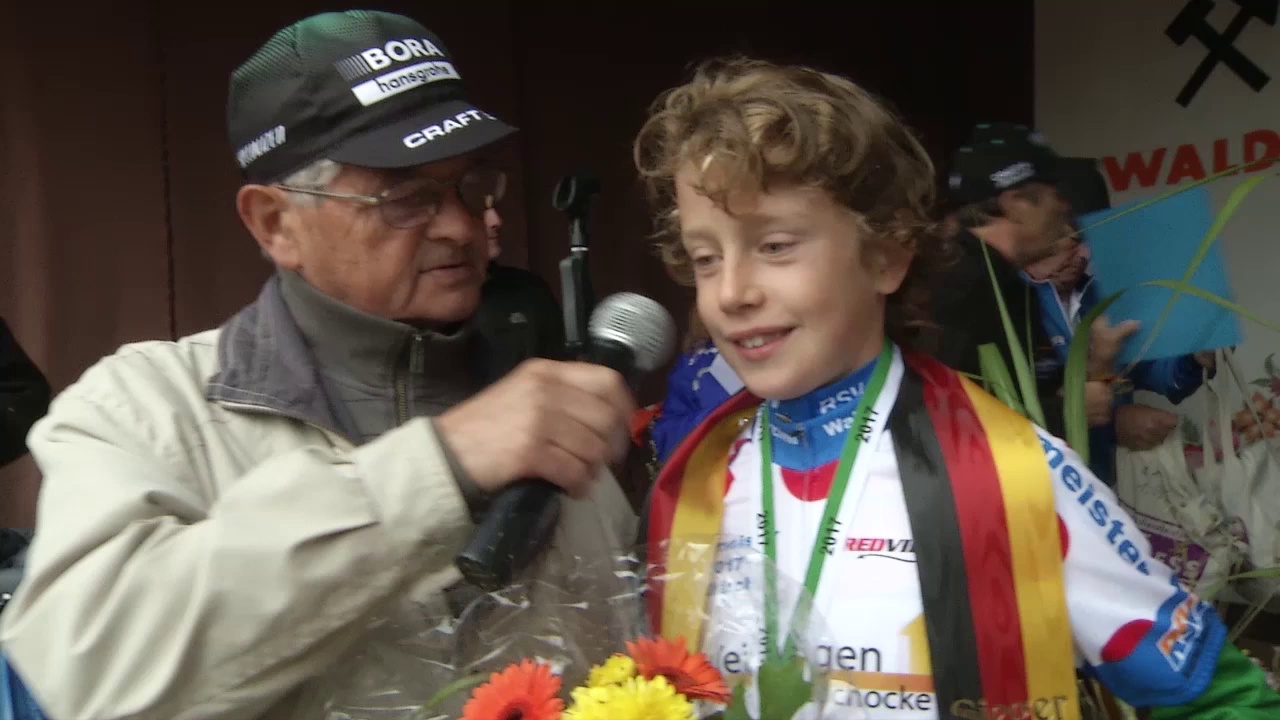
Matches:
[633,57,1279,719]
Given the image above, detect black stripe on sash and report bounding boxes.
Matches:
[889,365,984,713]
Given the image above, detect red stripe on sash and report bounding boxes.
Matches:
[907,354,1029,705]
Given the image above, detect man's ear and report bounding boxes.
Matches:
[237,184,302,269]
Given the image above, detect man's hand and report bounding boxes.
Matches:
[433,359,635,498]
[1088,316,1141,377]
[1115,404,1180,451]
[1085,380,1116,427]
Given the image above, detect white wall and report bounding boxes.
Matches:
[1035,0,1280,448]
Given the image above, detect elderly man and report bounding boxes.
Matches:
[0,10,635,720]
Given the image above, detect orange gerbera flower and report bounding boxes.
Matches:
[625,636,731,704]
[460,660,564,720]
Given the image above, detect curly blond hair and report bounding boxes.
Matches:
[633,56,951,346]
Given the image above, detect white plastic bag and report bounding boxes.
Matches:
[1115,428,1242,594]
[1194,349,1280,610]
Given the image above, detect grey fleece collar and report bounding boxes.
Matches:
[206,275,345,434]
[207,272,482,440]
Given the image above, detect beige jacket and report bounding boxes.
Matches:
[0,279,636,720]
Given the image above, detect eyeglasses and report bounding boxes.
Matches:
[277,166,507,229]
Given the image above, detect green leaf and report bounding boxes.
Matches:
[409,672,488,720]
[1141,280,1280,335]
[1062,292,1119,462]
[978,241,1046,426]
[1196,566,1280,602]
[978,343,1026,414]
[722,683,751,720]
[1252,379,1273,388]
[757,655,812,720]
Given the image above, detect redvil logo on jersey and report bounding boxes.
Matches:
[1167,0,1277,107]
[843,537,914,553]
[844,537,917,563]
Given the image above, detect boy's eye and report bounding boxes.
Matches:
[760,241,793,255]
[691,254,720,269]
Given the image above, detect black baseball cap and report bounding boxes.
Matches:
[966,121,1046,146]
[227,10,517,184]
[946,122,1061,207]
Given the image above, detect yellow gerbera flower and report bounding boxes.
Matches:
[563,675,695,720]
[585,654,637,688]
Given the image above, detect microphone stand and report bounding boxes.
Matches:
[552,172,600,357]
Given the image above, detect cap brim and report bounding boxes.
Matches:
[326,98,518,169]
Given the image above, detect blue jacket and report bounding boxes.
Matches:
[1028,273,1205,484]
[650,343,743,463]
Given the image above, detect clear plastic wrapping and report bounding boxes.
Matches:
[300,537,865,719]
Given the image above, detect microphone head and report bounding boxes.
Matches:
[588,292,677,372]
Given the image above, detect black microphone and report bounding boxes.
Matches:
[455,292,676,591]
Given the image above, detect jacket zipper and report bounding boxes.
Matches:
[396,334,426,425]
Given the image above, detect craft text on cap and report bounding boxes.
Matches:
[226,10,517,184]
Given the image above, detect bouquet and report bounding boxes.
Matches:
[308,538,849,719]
[455,635,729,720]
[455,635,829,720]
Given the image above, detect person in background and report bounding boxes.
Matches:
[0,318,50,468]
[485,193,503,260]
[0,319,47,614]
[474,191,566,372]
[1022,223,1215,483]
[0,528,30,614]
[0,11,635,720]
[944,123,1212,484]
[928,124,1111,440]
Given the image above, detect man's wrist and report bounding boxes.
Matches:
[429,420,491,522]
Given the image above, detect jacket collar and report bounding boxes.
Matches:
[205,274,345,435]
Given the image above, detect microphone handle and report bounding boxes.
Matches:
[455,479,562,591]
[582,340,640,387]
[454,339,639,590]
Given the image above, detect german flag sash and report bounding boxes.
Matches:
[645,351,1080,719]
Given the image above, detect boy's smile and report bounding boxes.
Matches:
[725,326,794,361]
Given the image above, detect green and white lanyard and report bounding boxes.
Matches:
[757,340,894,659]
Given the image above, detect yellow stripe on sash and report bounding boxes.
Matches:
[662,408,755,653]
[960,377,1079,719]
